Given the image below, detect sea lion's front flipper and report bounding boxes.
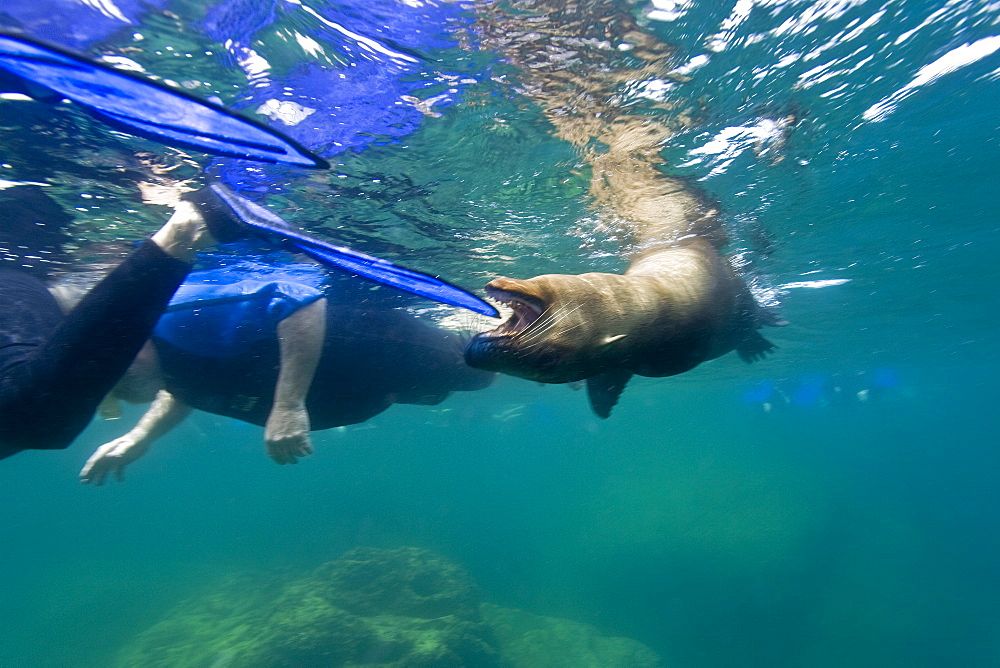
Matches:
[586,369,633,419]
[736,331,777,363]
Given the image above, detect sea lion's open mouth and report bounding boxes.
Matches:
[484,284,545,338]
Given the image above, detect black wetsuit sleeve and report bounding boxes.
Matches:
[0,240,189,457]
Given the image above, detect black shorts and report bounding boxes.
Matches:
[0,241,188,458]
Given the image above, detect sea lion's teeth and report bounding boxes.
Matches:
[481,289,544,337]
[505,299,543,334]
[513,297,543,318]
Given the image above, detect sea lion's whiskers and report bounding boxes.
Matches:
[520,302,584,345]
[539,302,585,335]
[519,303,571,338]
[519,310,559,346]
[521,318,588,352]
[514,304,557,341]
[513,310,558,345]
[514,310,552,342]
[523,320,586,350]
[541,301,584,330]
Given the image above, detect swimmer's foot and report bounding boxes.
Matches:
[151,199,219,263]
[181,183,300,244]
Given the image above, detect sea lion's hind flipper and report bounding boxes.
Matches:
[586,369,633,419]
[737,331,776,363]
[756,304,788,327]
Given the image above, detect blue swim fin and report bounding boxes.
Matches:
[0,31,328,169]
[292,243,499,317]
[197,184,499,318]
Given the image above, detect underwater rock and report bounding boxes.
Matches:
[482,603,663,668]
[113,574,282,667]
[250,573,498,667]
[116,546,660,667]
[249,584,377,666]
[311,546,482,621]
[115,547,500,667]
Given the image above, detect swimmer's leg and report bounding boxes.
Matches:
[0,203,214,458]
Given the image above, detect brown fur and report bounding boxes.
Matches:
[465,238,768,379]
[465,1,773,415]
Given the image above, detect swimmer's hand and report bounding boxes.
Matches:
[265,402,313,465]
[79,390,190,486]
[268,299,323,465]
[80,437,149,485]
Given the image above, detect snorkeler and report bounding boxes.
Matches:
[0,185,250,460]
[0,29,335,460]
[79,265,494,484]
[1,29,496,463]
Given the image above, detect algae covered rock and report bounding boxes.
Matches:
[113,573,280,668]
[481,603,663,668]
[249,583,377,666]
[249,577,499,667]
[313,546,482,620]
[116,547,662,667]
[115,547,500,668]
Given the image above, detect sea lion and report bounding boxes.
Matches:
[465,1,779,416]
[465,236,775,418]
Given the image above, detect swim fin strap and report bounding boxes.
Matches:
[204,184,499,318]
[0,31,328,169]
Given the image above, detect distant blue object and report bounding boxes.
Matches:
[0,31,329,168]
[204,184,499,318]
[873,367,901,389]
[792,375,826,407]
[741,380,775,404]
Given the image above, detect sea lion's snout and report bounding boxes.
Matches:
[464,274,610,384]
[482,277,547,339]
[464,276,559,379]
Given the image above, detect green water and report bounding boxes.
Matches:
[2,0,1000,666]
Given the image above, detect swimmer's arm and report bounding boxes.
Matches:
[265,297,326,465]
[79,389,192,485]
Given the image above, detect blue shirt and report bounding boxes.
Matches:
[154,263,326,358]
